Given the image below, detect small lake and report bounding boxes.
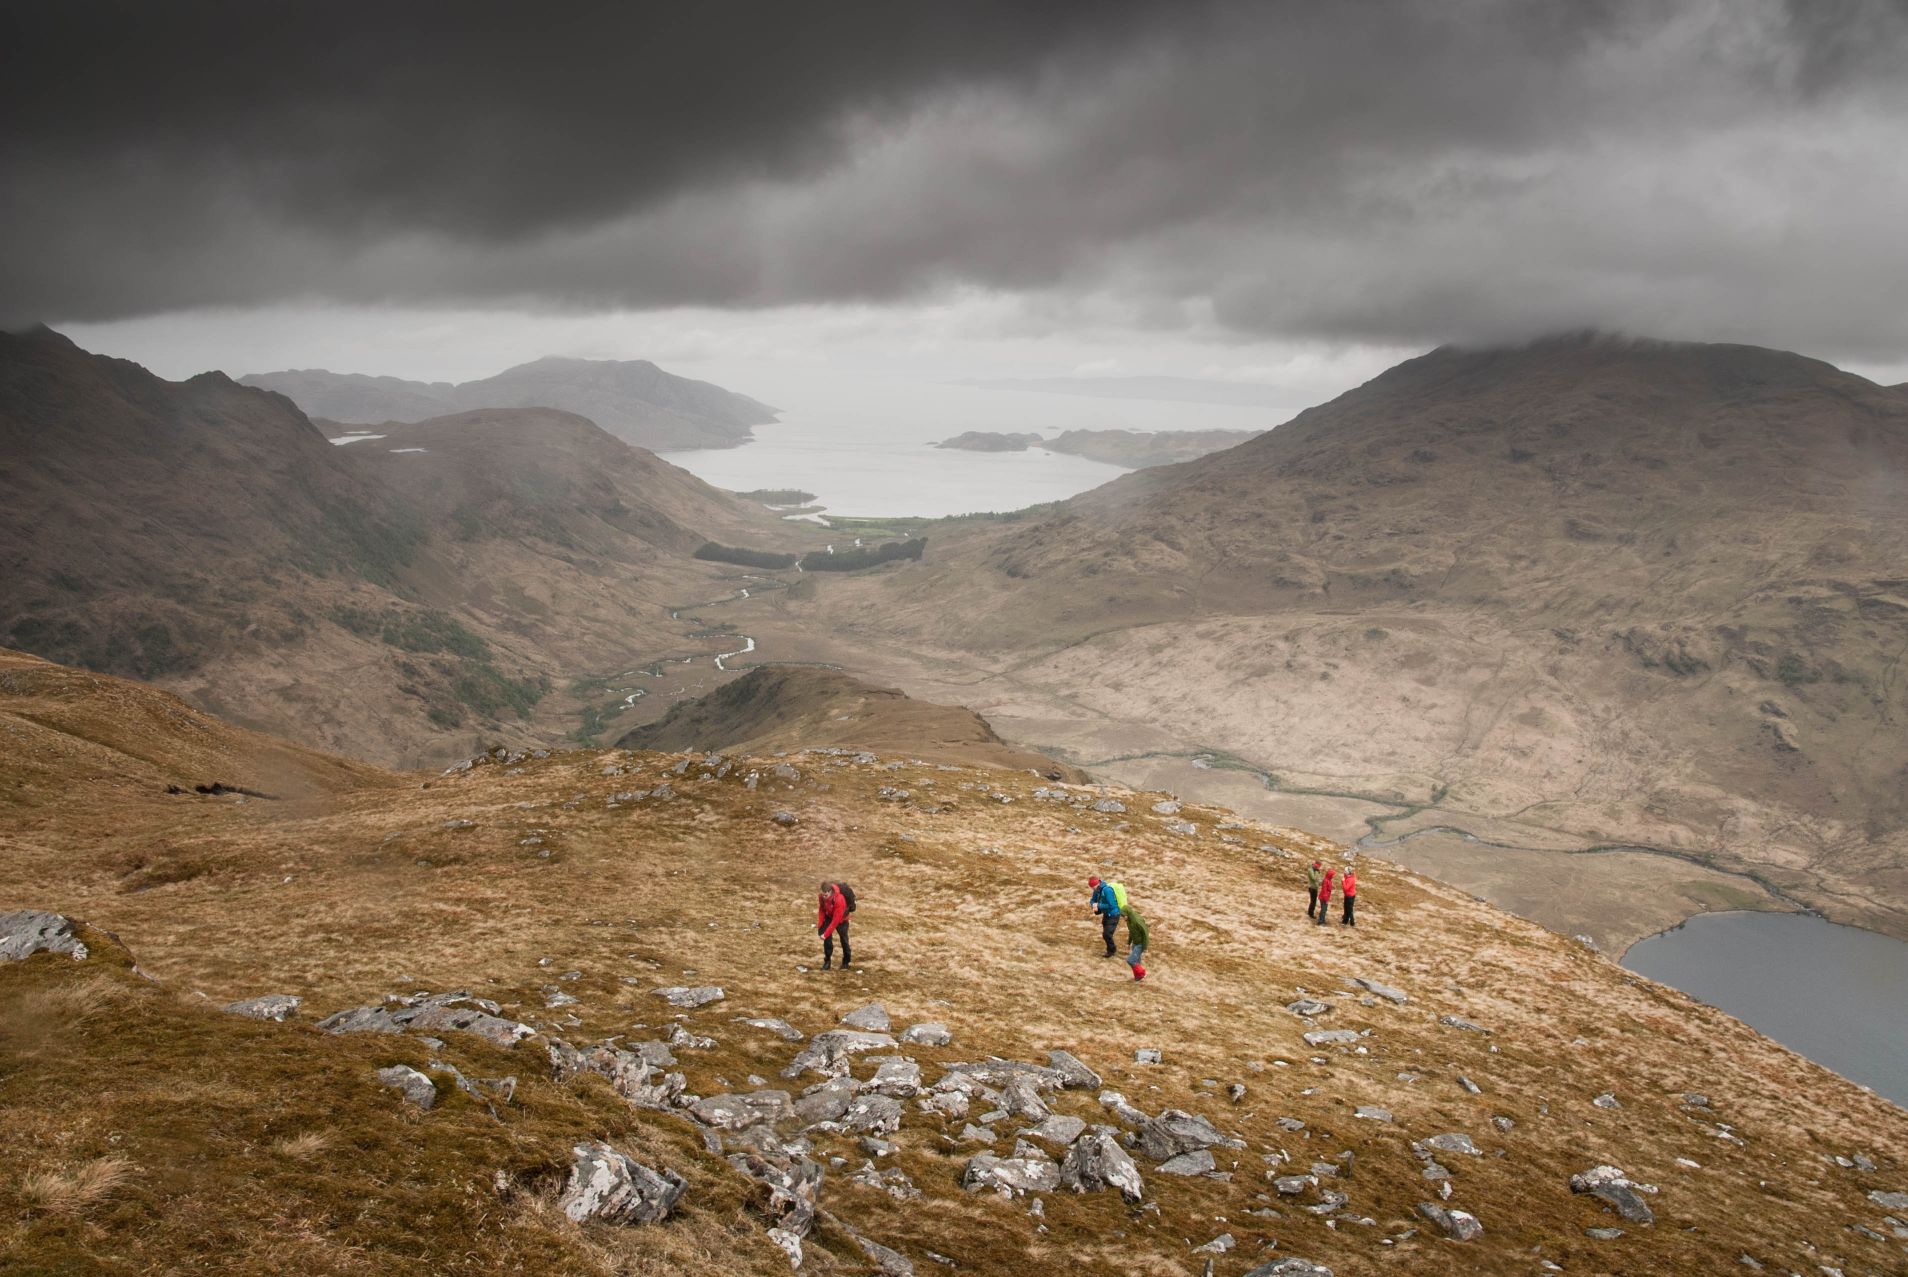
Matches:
[1622,910,1908,1108]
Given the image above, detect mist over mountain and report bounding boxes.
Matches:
[243,356,779,452]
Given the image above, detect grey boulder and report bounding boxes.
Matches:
[841,1094,904,1136]
[736,1016,805,1042]
[0,910,90,962]
[1136,1110,1242,1162]
[1059,1129,1144,1202]
[375,1065,437,1109]
[841,1002,892,1031]
[1416,1201,1484,1240]
[1046,1050,1102,1090]
[963,1154,1060,1197]
[654,985,724,1008]
[1158,1149,1217,1176]
[899,1022,952,1046]
[784,1030,898,1079]
[1026,1114,1087,1147]
[1570,1166,1656,1225]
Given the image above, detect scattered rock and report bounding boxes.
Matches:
[1091,799,1127,814]
[548,1039,685,1109]
[1416,1201,1484,1241]
[847,1161,920,1202]
[841,1094,904,1136]
[693,1091,795,1131]
[736,1016,804,1042]
[1303,1029,1361,1047]
[1151,799,1182,815]
[1027,1114,1088,1147]
[770,810,799,826]
[1457,1075,1481,1095]
[1351,977,1407,1004]
[841,1002,892,1032]
[963,1154,1060,1197]
[783,1030,897,1079]
[0,910,89,962]
[654,985,724,1008]
[1586,1227,1625,1240]
[794,1077,860,1126]
[870,1058,923,1097]
[1164,820,1198,837]
[224,994,301,1021]
[1243,1261,1334,1277]
[1287,999,1332,1017]
[1137,1110,1243,1162]
[1059,1129,1144,1202]
[900,1022,952,1047]
[1438,1015,1491,1034]
[1354,1106,1393,1122]
[1159,1149,1217,1176]
[1135,1048,1164,1064]
[1046,1050,1102,1090]
[375,1065,437,1109]
[1868,1189,1908,1212]
[560,1140,687,1225]
[667,1024,715,1050]
[1592,1092,1620,1109]
[1193,1232,1234,1254]
[999,1076,1051,1122]
[1571,1166,1657,1224]
[1425,1133,1481,1157]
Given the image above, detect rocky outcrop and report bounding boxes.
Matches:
[653,985,724,1008]
[1416,1201,1484,1240]
[1136,1109,1242,1162]
[560,1140,686,1225]
[318,992,536,1048]
[224,994,301,1021]
[1570,1165,1657,1225]
[375,1065,437,1110]
[548,1040,685,1110]
[783,1030,897,1079]
[963,1153,1060,1197]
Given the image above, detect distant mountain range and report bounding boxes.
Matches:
[0,329,792,765]
[242,356,779,452]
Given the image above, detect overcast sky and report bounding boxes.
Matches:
[10,0,1908,393]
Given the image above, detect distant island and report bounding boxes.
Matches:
[931,427,1259,469]
[733,488,817,505]
[934,430,1043,452]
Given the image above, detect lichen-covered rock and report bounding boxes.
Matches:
[1026,1114,1087,1147]
[999,1076,1051,1121]
[1351,977,1408,1004]
[548,1040,685,1109]
[1158,1149,1217,1176]
[899,1022,951,1047]
[869,1057,923,1097]
[963,1154,1060,1197]
[1303,1029,1361,1047]
[1091,798,1126,814]
[737,1016,805,1042]
[560,1140,686,1224]
[1416,1201,1484,1240]
[1287,999,1332,1017]
[375,1065,437,1109]
[1059,1129,1144,1202]
[224,994,301,1021]
[841,1094,904,1136]
[1425,1132,1481,1156]
[795,1077,861,1126]
[0,910,89,962]
[1570,1166,1656,1224]
[693,1090,794,1130]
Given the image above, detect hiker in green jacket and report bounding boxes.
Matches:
[1306,860,1324,919]
[1123,905,1149,982]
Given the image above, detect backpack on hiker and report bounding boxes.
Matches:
[1110,880,1129,913]
[837,882,857,914]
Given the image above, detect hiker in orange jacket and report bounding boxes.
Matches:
[1315,867,1335,927]
[1340,866,1358,926]
[818,881,851,970]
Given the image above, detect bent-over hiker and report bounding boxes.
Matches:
[818,880,852,969]
[1124,905,1150,982]
[1088,875,1122,957]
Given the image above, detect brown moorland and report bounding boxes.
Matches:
[4,648,1905,1276]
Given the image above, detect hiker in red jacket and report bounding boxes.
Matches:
[817,881,851,970]
[1315,867,1335,927]
[1340,866,1358,926]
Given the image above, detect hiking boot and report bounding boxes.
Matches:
[821,960,832,970]
[1132,965,1146,982]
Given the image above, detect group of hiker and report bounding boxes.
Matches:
[1307,859,1357,926]
[815,859,1356,977]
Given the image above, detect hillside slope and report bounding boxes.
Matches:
[618,665,1088,781]
[4,653,1906,1276]
[785,334,1908,945]
[244,356,779,452]
[1,332,810,766]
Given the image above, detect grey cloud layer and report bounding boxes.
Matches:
[5,0,1906,355]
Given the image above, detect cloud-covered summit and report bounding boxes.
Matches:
[5,0,1906,357]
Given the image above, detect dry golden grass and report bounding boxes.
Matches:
[18,1156,134,1216]
[3,654,1907,1275]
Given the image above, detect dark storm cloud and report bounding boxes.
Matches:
[5,0,1907,355]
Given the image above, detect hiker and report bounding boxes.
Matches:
[1306,860,1323,918]
[1315,867,1335,927]
[1088,875,1123,957]
[1123,902,1150,981]
[818,880,853,969]
[1340,865,1357,926]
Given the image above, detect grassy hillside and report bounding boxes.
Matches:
[4,651,1905,1276]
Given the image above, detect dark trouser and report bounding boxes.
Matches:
[1101,913,1119,956]
[824,921,851,966]
[1342,896,1355,926]
[1316,898,1330,925]
[1307,887,1318,918]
